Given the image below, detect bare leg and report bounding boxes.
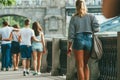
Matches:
[13,54,17,70]
[32,51,37,72]
[22,59,26,70]
[26,59,30,70]
[74,50,84,80]
[37,52,42,72]
[84,51,90,80]
[16,53,20,69]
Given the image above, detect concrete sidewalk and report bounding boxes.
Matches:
[0,69,66,80]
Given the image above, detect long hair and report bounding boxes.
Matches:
[75,0,87,17]
[32,21,43,36]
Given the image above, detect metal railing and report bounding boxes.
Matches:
[45,32,119,80]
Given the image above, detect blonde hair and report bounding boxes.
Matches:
[75,0,87,17]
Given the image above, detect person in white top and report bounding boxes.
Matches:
[19,19,40,76]
[0,21,13,71]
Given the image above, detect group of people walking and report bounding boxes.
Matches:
[2,0,115,79]
[0,19,46,76]
[0,0,99,80]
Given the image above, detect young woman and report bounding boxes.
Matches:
[10,24,21,71]
[3,24,21,71]
[32,21,46,76]
[67,0,100,80]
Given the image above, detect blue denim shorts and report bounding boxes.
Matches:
[32,42,43,52]
[20,45,32,59]
[73,33,92,51]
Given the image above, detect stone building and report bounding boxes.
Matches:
[0,0,102,39]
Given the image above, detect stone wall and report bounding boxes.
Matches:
[0,0,66,39]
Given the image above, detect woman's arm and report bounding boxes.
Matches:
[67,17,75,56]
[67,41,72,57]
[2,32,13,41]
[90,15,100,32]
[41,32,46,54]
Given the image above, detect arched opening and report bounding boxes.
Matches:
[0,14,28,28]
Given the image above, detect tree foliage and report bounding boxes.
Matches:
[0,16,27,28]
[0,0,16,6]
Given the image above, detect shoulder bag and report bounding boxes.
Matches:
[90,33,103,60]
[89,14,103,60]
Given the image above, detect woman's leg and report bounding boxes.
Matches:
[13,54,17,70]
[74,50,84,80]
[32,51,37,72]
[37,52,42,73]
[16,53,20,69]
[84,50,90,80]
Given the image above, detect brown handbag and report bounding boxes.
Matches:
[90,33,103,60]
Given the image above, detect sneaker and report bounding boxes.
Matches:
[1,68,4,71]
[37,72,41,75]
[6,68,9,71]
[33,72,38,76]
[23,71,26,76]
[26,71,29,75]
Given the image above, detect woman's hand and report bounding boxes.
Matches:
[67,41,72,57]
[43,48,46,54]
[67,47,72,57]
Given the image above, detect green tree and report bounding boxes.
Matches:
[0,0,16,6]
[0,16,27,28]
